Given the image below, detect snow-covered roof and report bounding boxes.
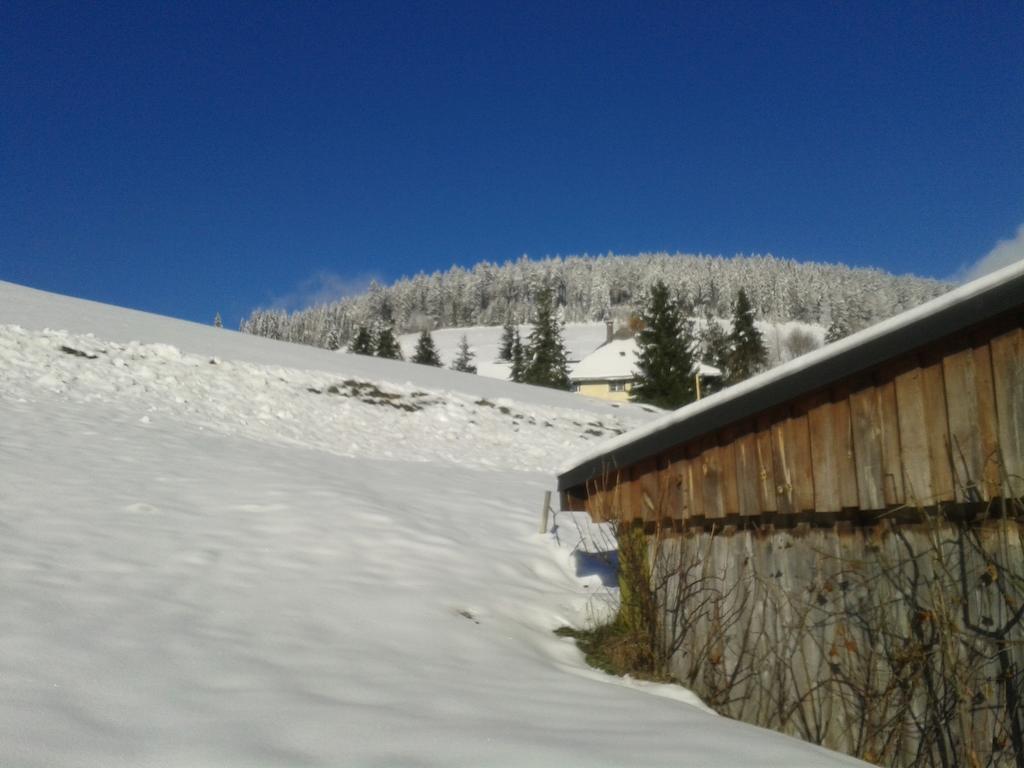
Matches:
[558,257,1024,492]
[696,361,723,378]
[570,338,723,382]
[570,338,637,381]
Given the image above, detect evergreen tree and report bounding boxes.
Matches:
[324,329,341,351]
[450,335,477,374]
[411,329,442,366]
[522,287,571,389]
[725,288,767,383]
[824,318,847,344]
[698,313,730,396]
[824,305,851,344]
[498,318,515,361]
[700,314,730,370]
[374,326,403,360]
[509,330,526,383]
[213,312,223,328]
[631,281,697,409]
[349,325,375,355]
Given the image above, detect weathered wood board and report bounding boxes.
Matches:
[991,327,1024,499]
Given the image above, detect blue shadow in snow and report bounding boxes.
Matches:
[572,549,619,587]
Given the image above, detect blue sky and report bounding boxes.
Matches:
[2,1,1022,326]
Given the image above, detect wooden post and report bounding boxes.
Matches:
[538,490,552,534]
[695,373,702,401]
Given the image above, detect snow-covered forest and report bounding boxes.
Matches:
[240,252,950,349]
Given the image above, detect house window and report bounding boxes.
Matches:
[609,381,626,392]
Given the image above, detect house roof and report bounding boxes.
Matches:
[569,338,722,382]
[557,258,1024,492]
[570,339,637,381]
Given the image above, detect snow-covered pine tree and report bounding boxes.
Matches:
[825,318,847,343]
[522,287,571,390]
[214,312,223,328]
[411,329,442,366]
[324,329,341,351]
[699,314,730,370]
[725,288,767,383]
[824,304,851,343]
[697,312,730,396]
[631,280,697,409]
[498,318,515,361]
[349,326,375,355]
[375,326,403,360]
[509,330,526,383]
[450,335,477,374]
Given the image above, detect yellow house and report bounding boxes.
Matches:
[569,339,637,402]
[570,338,722,403]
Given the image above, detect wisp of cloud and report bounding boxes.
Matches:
[268,271,379,312]
[961,224,1024,282]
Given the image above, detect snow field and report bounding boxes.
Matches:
[0,324,644,473]
[0,281,865,766]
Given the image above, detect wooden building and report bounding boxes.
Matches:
[555,260,1024,765]
[558,259,1024,526]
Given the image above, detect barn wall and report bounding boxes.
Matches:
[651,518,1024,766]
[577,317,1024,525]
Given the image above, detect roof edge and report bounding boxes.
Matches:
[557,259,1024,492]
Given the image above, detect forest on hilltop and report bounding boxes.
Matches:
[241,252,951,350]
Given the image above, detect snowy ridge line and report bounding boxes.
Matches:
[0,324,646,473]
[244,251,949,350]
[559,257,1024,480]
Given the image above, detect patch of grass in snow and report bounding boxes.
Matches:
[554,623,670,683]
[319,380,428,411]
[556,522,672,683]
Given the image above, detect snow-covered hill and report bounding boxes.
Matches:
[0,280,864,767]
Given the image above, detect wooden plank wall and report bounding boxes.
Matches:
[579,318,1024,525]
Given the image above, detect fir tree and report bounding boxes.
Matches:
[213,312,223,328]
[374,326,403,360]
[824,306,851,344]
[411,329,442,366]
[450,335,477,374]
[498,318,515,361]
[522,287,570,390]
[509,330,526,383]
[631,281,697,409]
[324,329,341,351]
[349,326,375,355]
[725,288,767,383]
[698,313,730,396]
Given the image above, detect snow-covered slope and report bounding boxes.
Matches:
[399,322,613,380]
[399,319,823,383]
[0,281,634,416]
[0,280,864,767]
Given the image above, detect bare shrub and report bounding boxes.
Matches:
[782,327,821,361]
[566,461,1024,767]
